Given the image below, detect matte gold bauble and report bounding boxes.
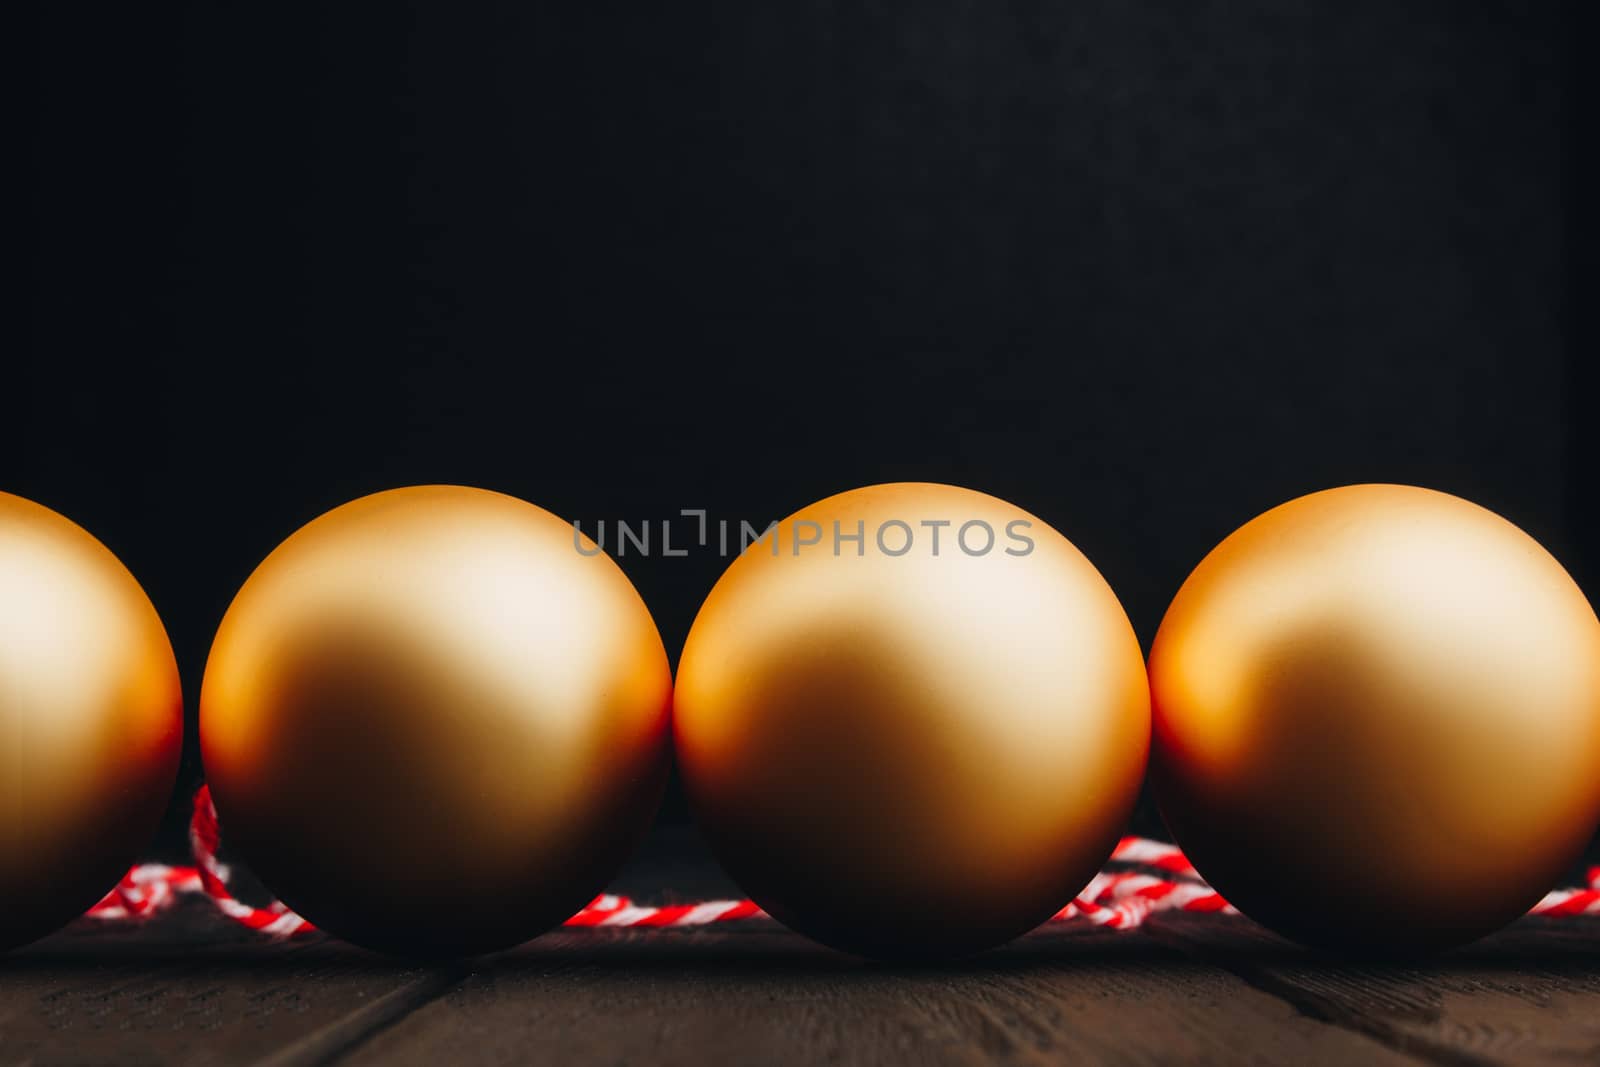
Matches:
[674,483,1149,959]
[200,486,671,957]
[1150,484,1600,953]
[1,492,183,951]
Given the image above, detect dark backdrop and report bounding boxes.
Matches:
[21,1,1590,854]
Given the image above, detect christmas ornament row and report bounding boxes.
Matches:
[3,483,1597,960]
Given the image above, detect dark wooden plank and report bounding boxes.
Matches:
[0,901,462,1067]
[1152,912,1600,1067]
[343,921,1421,1067]
[11,822,1600,1067]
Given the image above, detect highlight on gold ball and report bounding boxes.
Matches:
[198,485,673,958]
[0,491,184,952]
[673,482,1151,960]
[1149,483,1600,953]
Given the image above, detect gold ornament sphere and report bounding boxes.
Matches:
[674,482,1149,959]
[1150,484,1600,953]
[1,492,183,951]
[200,486,672,957]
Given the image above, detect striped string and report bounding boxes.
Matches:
[83,786,1600,935]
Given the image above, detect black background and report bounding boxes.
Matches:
[21,2,1592,855]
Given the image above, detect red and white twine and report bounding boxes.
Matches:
[84,786,1600,936]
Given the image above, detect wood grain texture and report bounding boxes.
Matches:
[0,903,458,1067]
[7,850,1600,1066]
[342,922,1416,1067]
[1152,912,1600,1067]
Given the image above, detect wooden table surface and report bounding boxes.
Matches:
[6,831,1600,1067]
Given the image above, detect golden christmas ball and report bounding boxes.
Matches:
[0,492,183,951]
[200,486,672,957]
[674,482,1149,959]
[1150,484,1600,953]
